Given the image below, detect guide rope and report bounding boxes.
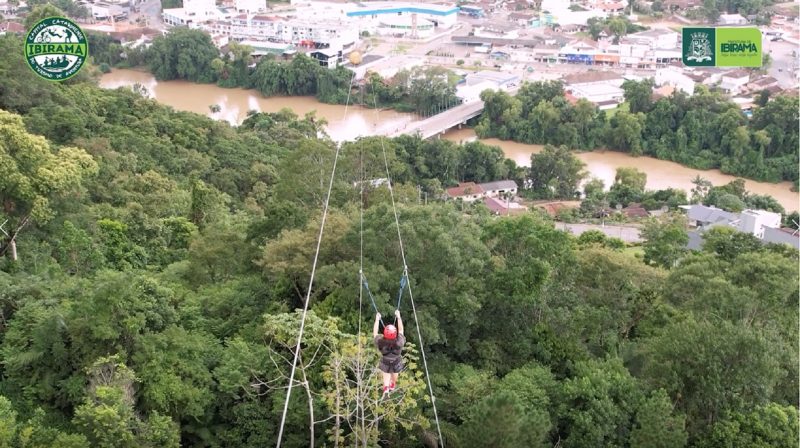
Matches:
[368,81,445,447]
[275,71,357,447]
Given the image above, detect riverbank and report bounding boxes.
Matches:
[100,69,417,141]
[99,69,800,212]
[443,129,799,212]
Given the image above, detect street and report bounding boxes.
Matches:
[131,0,165,30]
[762,37,799,88]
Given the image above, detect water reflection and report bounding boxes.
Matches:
[99,69,417,142]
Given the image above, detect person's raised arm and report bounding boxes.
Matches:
[373,313,381,338]
[395,310,404,335]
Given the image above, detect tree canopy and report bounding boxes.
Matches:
[0,32,796,447]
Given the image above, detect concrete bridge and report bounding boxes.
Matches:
[387,86,520,140]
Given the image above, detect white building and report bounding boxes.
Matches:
[0,1,19,15]
[214,14,358,48]
[446,182,485,202]
[473,22,519,39]
[719,69,750,95]
[446,180,518,202]
[163,0,220,28]
[310,48,342,68]
[570,83,624,109]
[542,0,607,25]
[655,66,695,95]
[456,71,519,102]
[718,13,747,25]
[480,180,518,198]
[628,28,679,49]
[376,14,436,38]
[343,2,459,36]
[234,0,266,14]
[738,209,781,238]
[91,2,128,20]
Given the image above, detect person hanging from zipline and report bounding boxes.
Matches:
[373,310,404,396]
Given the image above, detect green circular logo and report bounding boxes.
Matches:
[24,16,88,81]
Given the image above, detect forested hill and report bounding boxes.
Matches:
[1,33,799,447]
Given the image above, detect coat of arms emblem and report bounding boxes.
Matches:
[686,32,713,62]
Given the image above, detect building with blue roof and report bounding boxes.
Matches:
[344,2,459,34]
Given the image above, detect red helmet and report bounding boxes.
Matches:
[383,325,398,340]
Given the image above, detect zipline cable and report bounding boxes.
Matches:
[275,71,357,447]
[357,124,367,448]
[368,82,445,447]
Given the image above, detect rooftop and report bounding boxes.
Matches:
[479,180,518,191]
[346,2,459,17]
[483,197,527,215]
[446,182,484,197]
[724,69,750,79]
[475,21,518,33]
[631,28,677,38]
[465,71,519,86]
[508,12,535,20]
[563,71,623,85]
[684,204,738,225]
[0,21,25,33]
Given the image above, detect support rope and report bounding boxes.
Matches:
[368,82,445,447]
[275,71,356,447]
[357,126,367,448]
[361,274,384,324]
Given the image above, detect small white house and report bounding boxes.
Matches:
[655,66,696,95]
[719,69,750,95]
[737,209,781,238]
[446,182,485,202]
[479,180,518,198]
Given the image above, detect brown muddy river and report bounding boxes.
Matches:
[444,129,799,212]
[99,69,798,212]
[99,69,416,142]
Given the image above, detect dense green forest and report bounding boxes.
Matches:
[2,29,800,447]
[476,80,800,186]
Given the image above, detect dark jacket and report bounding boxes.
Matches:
[374,334,405,364]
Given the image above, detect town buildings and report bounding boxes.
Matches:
[683,204,799,250]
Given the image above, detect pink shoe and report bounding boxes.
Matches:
[389,382,396,392]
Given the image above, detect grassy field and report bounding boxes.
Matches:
[622,245,645,258]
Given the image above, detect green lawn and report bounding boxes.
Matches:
[604,101,629,118]
[622,245,645,258]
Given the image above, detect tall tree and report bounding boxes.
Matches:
[0,110,97,261]
[642,319,784,438]
[622,79,655,114]
[528,145,586,199]
[641,214,689,268]
[146,28,219,83]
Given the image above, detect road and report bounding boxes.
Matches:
[762,37,799,88]
[555,222,643,243]
[388,100,485,138]
[132,0,165,30]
